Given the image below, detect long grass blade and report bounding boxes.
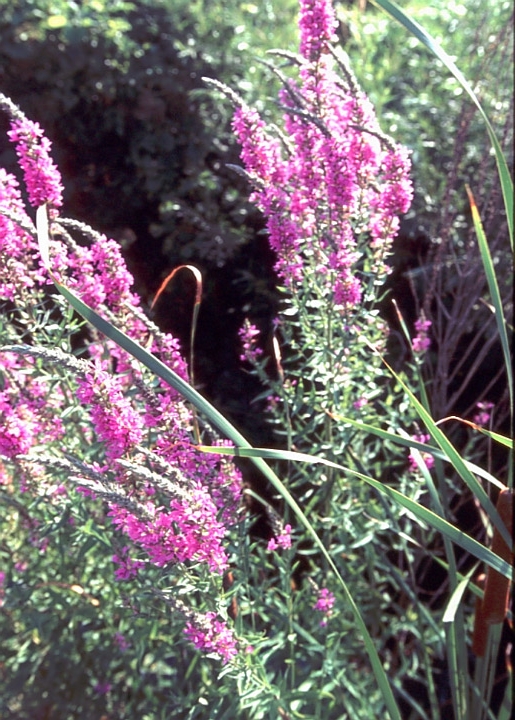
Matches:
[436,416,513,449]
[466,185,513,418]
[199,445,512,580]
[324,414,507,490]
[365,349,512,549]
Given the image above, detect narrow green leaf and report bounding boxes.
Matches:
[336,416,507,490]
[201,445,512,580]
[366,352,512,549]
[466,185,513,415]
[442,567,477,624]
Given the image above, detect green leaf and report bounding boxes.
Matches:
[200,445,512,580]
[466,184,513,416]
[362,348,512,549]
[442,566,477,624]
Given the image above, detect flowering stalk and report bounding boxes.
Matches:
[0,93,64,213]
[230,0,412,308]
[0,96,244,664]
[224,0,415,529]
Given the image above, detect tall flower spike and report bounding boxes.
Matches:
[232,0,413,310]
[76,363,144,460]
[298,0,338,62]
[7,112,64,212]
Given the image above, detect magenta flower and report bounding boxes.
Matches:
[112,547,145,581]
[231,0,413,310]
[0,396,37,458]
[313,587,335,626]
[473,401,494,426]
[267,523,292,552]
[239,320,264,363]
[412,315,432,354]
[114,632,131,651]
[0,169,45,300]
[0,352,64,461]
[108,482,230,574]
[76,363,143,460]
[298,0,338,61]
[184,611,238,664]
[353,398,368,410]
[8,118,64,211]
[0,96,245,660]
[408,433,435,472]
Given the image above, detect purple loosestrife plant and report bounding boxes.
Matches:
[219,1,417,498]
[210,3,427,694]
[7,115,64,212]
[217,0,416,495]
[3,1,491,713]
[0,93,243,665]
[229,0,412,307]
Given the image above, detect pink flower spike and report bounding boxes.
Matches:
[267,524,292,551]
[76,364,143,460]
[298,0,338,61]
[412,315,432,354]
[239,320,264,363]
[184,611,238,664]
[8,118,64,211]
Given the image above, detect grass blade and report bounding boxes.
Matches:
[200,445,512,580]
[367,350,512,549]
[466,185,513,417]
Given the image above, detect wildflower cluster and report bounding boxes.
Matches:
[0,93,242,663]
[230,0,413,309]
[313,587,335,626]
[227,0,416,495]
[267,523,292,552]
[5,95,63,212]
[184,610,238,663]
[473,401,494,426]
[238,319,264,364]
[408,433,435,472]
[412,313,432,355]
